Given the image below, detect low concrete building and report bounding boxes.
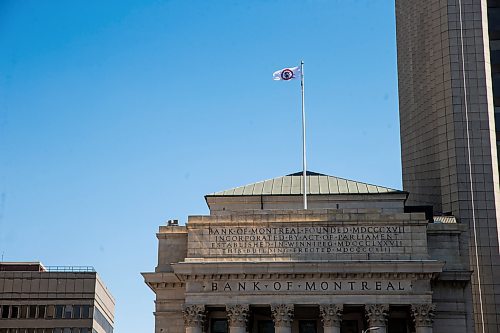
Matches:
[0,262,115,333]
[143,172,473,333]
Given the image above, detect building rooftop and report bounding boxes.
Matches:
[206,171,405,197]
[0,262,95,272]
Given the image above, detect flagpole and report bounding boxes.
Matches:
[301,60,307,210]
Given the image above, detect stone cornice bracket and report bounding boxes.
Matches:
[226,304,250,328]
[182,304,205,327]
[271,304,294,327]
[411,303,436,327]
[319,304,343,328]
[365,304,389,327]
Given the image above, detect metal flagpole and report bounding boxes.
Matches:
[301,60,307,210]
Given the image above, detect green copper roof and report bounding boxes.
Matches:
[206,171,404,196]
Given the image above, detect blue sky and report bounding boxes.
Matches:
[0,1,400,332]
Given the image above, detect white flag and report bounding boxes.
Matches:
[273,66,301,81]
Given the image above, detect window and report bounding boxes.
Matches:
[299,320,316,333]
[80,329,90,333]
[21,305,28,318]
[46,305,55,319]
[1,305,9,318]
[73,306,81,319]
[64,305,73,319]
[63,329,71,333]
[55,305,64,319]
[11,305,20,318]
[81,306,90,319]
[211,319,228,333]
[93,307,113,333]
[38,305,46,319]
[257,320,274,333]
[29,305,37,319]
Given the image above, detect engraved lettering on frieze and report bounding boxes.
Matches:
[226,304,249,328]
[319,304,343,328]
[411,303,436,327]
[182,304,205,327]
[207,225,405,256]
[271,304,294,328]
[205,280,411,293]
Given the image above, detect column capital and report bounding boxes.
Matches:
[319,304,343,328]
[182,304,205,328]
[226,304,250,328]
[411,303,436,327]
[271,304,294,328]
[365,304,389,327]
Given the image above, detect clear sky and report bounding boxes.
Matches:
[0,1,400,332]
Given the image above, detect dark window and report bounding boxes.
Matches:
[80,329,90,333]
[341,320,358,333]
[388,318,409,333]
[55,305,64,319]
[299,320,317,333]
[29,305,37,319]
[11,305,19,318]
[492,50,500,65]
[81,306,90,319]
[489,8,500,31]
[211,319,228,333]
[1,305,9,318]
[73,306,81,319]
[38,305,46,319]
[258,320,274,333]
[21,305,28,318]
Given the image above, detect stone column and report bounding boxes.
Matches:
[411,304,436,333]
[365,304,388,333]
[226,304,249,333]
[271,304,294,333]
[319,304,343,333]
[182,304,205,333]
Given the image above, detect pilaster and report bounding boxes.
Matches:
[319,304,343,333]
[226,304,249,333]
[182,304,205,333]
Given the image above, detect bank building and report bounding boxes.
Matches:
[142,171,473,333]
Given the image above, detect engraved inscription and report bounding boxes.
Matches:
[207,225,405,255]
[198,279,412,293]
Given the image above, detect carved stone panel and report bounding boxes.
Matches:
[271,304,294,327]
[182,304,205,327]
[226,304,249,328]
[319,304,343,328]
[411,303,436,327]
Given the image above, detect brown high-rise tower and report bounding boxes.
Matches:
[396,0,500,331]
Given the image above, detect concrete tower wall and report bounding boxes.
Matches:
[396,0,500,331]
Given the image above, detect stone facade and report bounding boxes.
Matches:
[395,1,500,331]
[143,173,473,333]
